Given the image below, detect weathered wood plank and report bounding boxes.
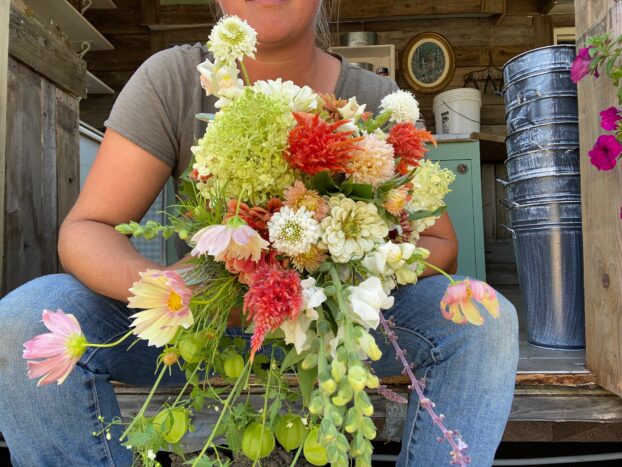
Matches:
[3,58,44,294]
[481,164,497,242]
[56,89,80,229]
[0,0,9,292]
[8,5,86,98]
[41,80,59,274]
[576,0,622,398]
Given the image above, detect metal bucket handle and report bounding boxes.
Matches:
[499,199,519,209]
[499,224,516,239]
[496,178,509,187]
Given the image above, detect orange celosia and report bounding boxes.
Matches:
[388,123,436,174]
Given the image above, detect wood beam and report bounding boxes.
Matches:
[0,0,9,292]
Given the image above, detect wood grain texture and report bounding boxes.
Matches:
[8,5,86,98]
[576,0,622,398]
[55,89,80,229]
[0,0,9,292]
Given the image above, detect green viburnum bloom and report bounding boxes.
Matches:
[191,88,297,204]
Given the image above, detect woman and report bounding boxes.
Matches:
[0,1,518,465]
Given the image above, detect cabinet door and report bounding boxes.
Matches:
[436,159,481,279]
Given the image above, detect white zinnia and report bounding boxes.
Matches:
[380,90,421,124]
[280,277,326,354]
[207,16,257,64]
[268,207,321,256]
[253,79,319,112]
[347,277,394,330]
[197,58,244,108]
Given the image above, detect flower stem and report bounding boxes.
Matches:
[120,365,167,441]
[421,260,456,284]
[192,360,251,466]
[239,60,251,86]
[88,331,134,349]
[378,312,470,466]
[253,352,274,467]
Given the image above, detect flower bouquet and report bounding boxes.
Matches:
[23,16,501,467]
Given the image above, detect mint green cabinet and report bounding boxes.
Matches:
[427,139,486,281]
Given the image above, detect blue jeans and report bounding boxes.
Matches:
[0,274,518,466]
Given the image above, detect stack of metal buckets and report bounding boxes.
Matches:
[501,45,585,350]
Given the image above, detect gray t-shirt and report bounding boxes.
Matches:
[105,43,399,181]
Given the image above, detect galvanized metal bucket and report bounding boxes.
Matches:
[502,222,585,350]
[505,147,580,180]
[503,70,577,113]
[505,96,578,134]
[497,173,581,204]
[503,45,576,89]
[505,122,580,158]
[500,200,582,228]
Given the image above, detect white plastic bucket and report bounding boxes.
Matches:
[433,88,482,134]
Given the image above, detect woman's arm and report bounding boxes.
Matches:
[58,129,178,302]
[415,212,459,277]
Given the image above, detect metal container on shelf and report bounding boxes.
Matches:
[505,96,578,134]
[501,199,582,228]
[503,70,577,113]
[505,147,580,180]
[505,122,580,158]
[503,45,576,91]
[497,173,581,204]
[340,32,379,46]
[350,62,374,71]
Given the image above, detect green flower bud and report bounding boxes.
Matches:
[330,359,347,383]
[355,458,373,467]
[350,433,366,458]
[319,378,337,395]
[319,418,337,443]
[331,380,354,407]
[323,285,336,296]
[347,365,367,393]
[344,407,361,434]
[360,416,377,440]
[356,331,382,361]
[335,433,349,453]
[178,229,189,240]
[309,394,324,415]
[325,405,344,427]
[301,353,318,370]
[355,391,374,417]
[366,373,380,389]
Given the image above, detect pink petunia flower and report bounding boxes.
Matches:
[571,46,597,83]
[128,270,194,347]
[589,134,622,171]
[600,106,622,131]
[190,218,269,262]
[23,309,87,386]
[440,279,500,326]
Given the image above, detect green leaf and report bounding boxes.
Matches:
[350,183,374,200]
[408,205,447,221]
[310,170,339,195]
[280,347,309,373]
[297,365,318,405]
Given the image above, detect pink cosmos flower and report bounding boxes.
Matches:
[571,46,597,83]
[440,279,500,326]
[128,270,194,347]
[23,309,87,386]
[600,106,622,131]
[589,134,622,171]
[190,219,269,262]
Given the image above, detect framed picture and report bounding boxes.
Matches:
[402,33,455,94]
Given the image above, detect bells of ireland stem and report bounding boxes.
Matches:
[347,365,368,393]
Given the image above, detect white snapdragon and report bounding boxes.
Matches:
[253,79,319,112]
[380,90,421,123]
[207,16,257,64]
[337,97,367,133]
[197,58,244,108]
[346,277,394,330]
[362,241,430,286]
[280,278,326,354]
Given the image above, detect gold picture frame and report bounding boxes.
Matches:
[402,33,455,94]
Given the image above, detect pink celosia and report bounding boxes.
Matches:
[243,263,303,360]
[588,134,622,171]
[440,279,499,326]
[191,218,269,261]
[600,106,622,131]
[128,270,194,347]
[23,309,87,386]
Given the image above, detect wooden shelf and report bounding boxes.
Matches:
[90,0,116,9]
[329,44,396,80]
[25,0,113,51]
[86,71,114,95]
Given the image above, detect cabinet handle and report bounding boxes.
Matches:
[457,163,469,174]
